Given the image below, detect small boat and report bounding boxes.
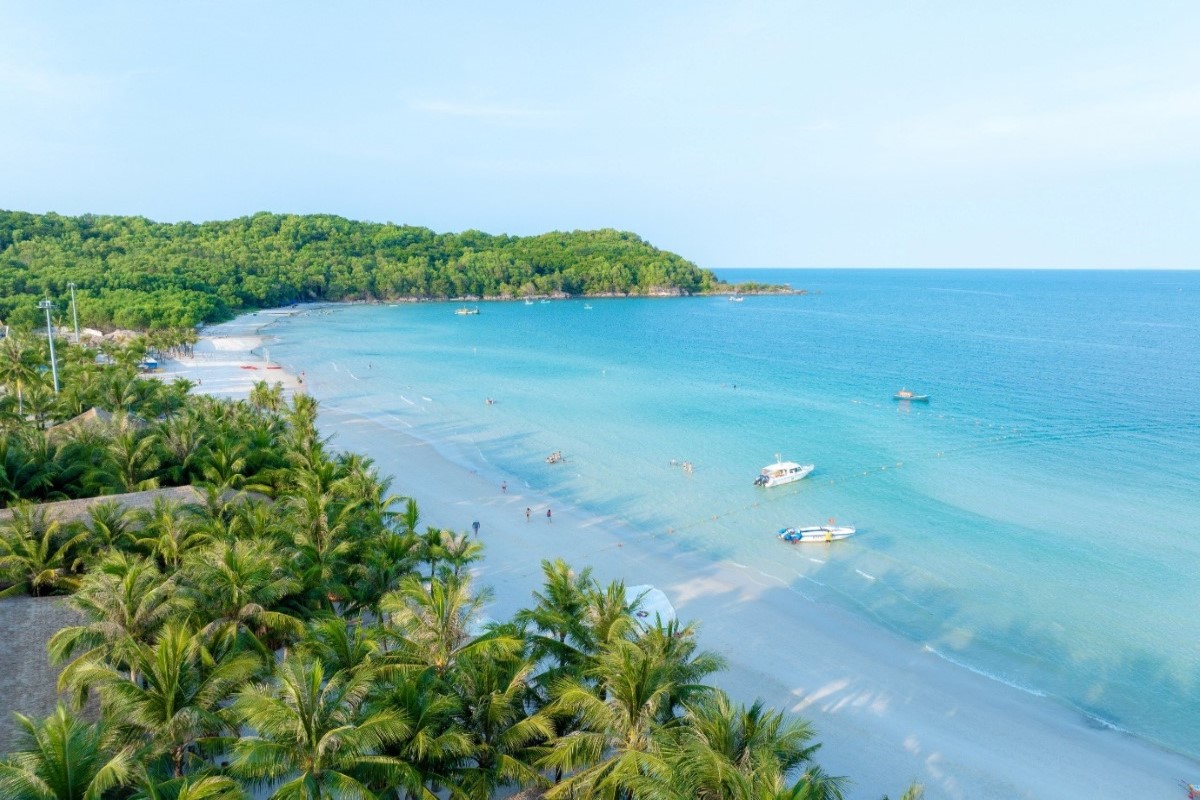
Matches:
[778,525,857,543]
[583,304,593,310]
[893,388,929,402]
[524,299,535,306]
[545,450,564,464]
[729,294,744,302]
[455,306,481,316]
[753,456,814,487]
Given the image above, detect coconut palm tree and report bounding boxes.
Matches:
[132,497,210,571]
[0,433,55,504]
[98,371,143,414]
[438,532,483,581]
[637,619,726,723]
[248,380,285,414]
[285,473,362,612]
[23,379,61,430]
[81,500,135,551]
[77,623,260,778]
[231,654,413,799]
[450,637,554,800]
[0,333,39,417]
[516,559,594,676]
[415,527,448,582]
[0,705,133,800]
[643,691,826,800]
[297,617,386,677]
[380,575,513,677]
[93,426,161,494]
[182,540,305,660]
[129,769,245,800]
[343,538,416,624]
[155,413,208,486]
[0,502,90,597]
[370,669,474,799]
[50,552,187,689]
[538,637,691,800]
[198,437,252,491]
[579,579,638,663]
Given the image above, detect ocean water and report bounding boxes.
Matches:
[258,269,1200,758]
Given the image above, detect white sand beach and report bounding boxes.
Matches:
[163,321,1200,799]
[157,331,303,399]
[308,406,1200,799]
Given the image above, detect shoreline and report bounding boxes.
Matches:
[196,308,1199,799]
[156,315,308,399]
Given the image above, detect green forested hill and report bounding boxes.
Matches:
[0,210,721,330]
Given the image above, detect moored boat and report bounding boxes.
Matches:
[778,524,857,543]
[753,456,814,487]
[455,306,481,316]
[893,388,929,402]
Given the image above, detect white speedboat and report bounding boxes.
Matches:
[778,525,856,543]
[893,388,929,402]
[455,306,480,316]
[753,457,814,487]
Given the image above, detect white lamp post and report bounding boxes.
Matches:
[38,299,59,394]
[68,282,80,343]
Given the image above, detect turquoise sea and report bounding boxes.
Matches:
[260,269,1200,759]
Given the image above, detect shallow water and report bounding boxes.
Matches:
[258,269,1200,758]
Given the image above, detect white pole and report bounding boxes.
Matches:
[38,300,59,394]
[69,283,80,343]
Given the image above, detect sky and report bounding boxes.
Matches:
[2,1,1198,269]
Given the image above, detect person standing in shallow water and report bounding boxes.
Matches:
[472,520,480,536]
[546,508,552,522]
[525,507,531,521]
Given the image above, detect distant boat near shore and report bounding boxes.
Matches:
[778,524,857,543]
[893,388,929,402]
[455,306,480,316]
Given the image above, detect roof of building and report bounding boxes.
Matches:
[0,486,264,527]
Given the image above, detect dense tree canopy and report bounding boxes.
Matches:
[0,210,726,331]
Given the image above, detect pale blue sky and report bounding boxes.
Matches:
[2,2,1198,268]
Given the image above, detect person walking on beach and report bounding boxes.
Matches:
[546,508,552,522]
[525,507,531,521]
[501,481,507,493]
[472,520,480,536]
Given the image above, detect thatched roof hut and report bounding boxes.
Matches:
[45,407,147,441]
[0,595,85,752]
[0,485,262,527]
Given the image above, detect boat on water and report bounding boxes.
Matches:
[753,456,814,487]
[524,299,534,306]
[583,303,593,310]
[455,306,481,316]
[893,388,929,402]
[778,524,857,543]
[729,294,744,302]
